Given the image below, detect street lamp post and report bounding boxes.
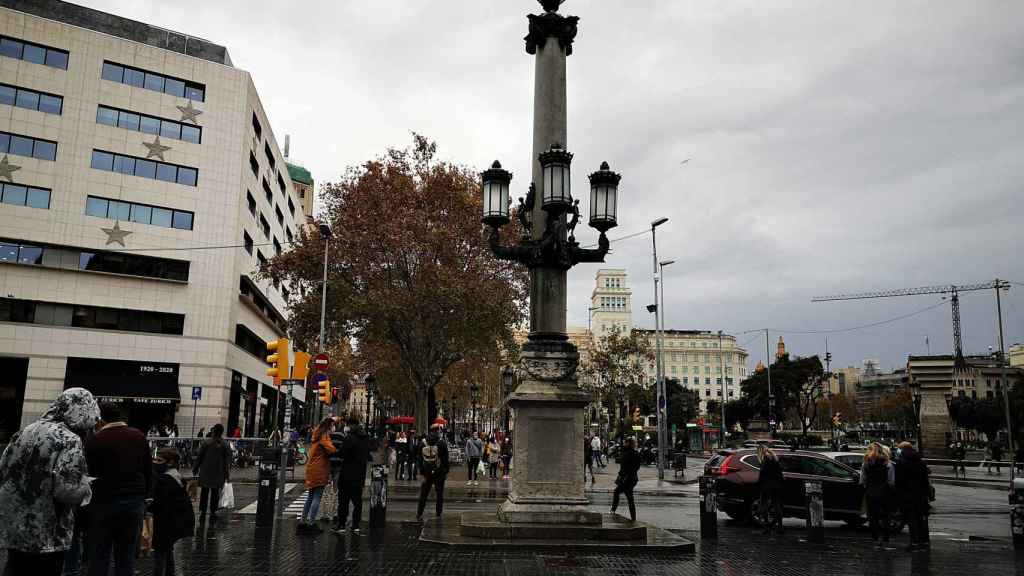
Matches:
[480,0,623,524]
[317,223,332,419]
[502,365,515,434]
[364,375,376,434]
[718,330,726,444]
[650,217,669,480]
[470,382,480,433]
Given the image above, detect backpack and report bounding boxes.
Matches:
[421,444,439,475]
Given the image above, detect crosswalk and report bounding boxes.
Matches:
[236,483,299,515]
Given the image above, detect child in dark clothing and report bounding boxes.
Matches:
[150,447,195,576]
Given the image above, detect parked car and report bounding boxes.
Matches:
[705,449,869,527]
[822,452,865,470]
[741,439,789,449]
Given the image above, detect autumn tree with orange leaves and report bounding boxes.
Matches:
[261,135,528,431]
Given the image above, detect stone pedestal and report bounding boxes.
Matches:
[498,337,600,525]
[919,388,952,457]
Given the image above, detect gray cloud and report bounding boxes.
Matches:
[83,0,1024,371]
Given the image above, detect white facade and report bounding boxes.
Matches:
[0,2,307,439]
[585,269,749,414]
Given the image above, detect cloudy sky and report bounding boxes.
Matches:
[83,0,1024,371]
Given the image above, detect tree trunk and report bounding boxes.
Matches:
[414,387,429,433]
[428,386,437,427]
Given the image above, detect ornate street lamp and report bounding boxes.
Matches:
[477,0,623,528]
[470,382,480,432]
[502,365,515,433]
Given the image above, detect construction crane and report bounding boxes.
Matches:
[812,280,1008,368]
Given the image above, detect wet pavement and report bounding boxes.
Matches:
[130,512,1022,576]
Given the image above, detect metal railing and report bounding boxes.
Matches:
[146,437,297,471]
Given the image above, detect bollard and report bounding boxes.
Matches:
[255,447,279,528]
[804,479,824,543]
[700,475,718,539]
[1012,478,1024,549]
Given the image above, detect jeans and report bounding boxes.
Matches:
[301,485,325,524]
[337,482,364,529]
[152,548,175,576]
[87,497,146,576]
[759,488,783,532]
[489,461,499,479]
[584,460,595,481]
[417,474,446,518]
[199,486,221,515]
[8,549,64,576]
[611,484,636,521]
[467,457,480,481]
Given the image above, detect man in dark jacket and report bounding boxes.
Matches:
[86,402,152,576]
[416,423,450,521]
[334,416,370,533]
[895,442,931,550]
[611,437,642,521]
[192,423,231,518]
[151,447,194,576]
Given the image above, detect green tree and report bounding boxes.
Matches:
[665,377,699,430]
[738,354,824,428]
[580,325,655,437]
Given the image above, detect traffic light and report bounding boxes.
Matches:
[266,338,290,385]
[632,406,642,424]
[292,351,311,381]
[318,378,332,405]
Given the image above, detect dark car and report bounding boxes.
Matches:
[705,449,867,527]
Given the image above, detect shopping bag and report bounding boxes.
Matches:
[139,515,154,556]
[219,482,235,509]
[476,459,486,476]
[187,479,200,502]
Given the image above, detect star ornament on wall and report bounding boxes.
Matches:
[143,136,172,161]
[0,155,21,182]
[176,100,202,124]
[101,221,133,246]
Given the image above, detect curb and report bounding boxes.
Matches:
[932,477,1009,492]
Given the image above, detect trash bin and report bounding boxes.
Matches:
[1011,477,1024,549]
[256,447,280,528]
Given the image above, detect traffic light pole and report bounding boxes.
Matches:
[276,379,296,517]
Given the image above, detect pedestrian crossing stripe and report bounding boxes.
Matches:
[236,483,300,515]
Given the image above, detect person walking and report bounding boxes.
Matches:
[465,432,483,486]
[611,437,641,521]
[757,445,784,535]
[405,429,420,481]
[368,436,394,530]
[85,402,153,576]
[584,435,596,483]
[192,423,231,519]
[591,435,604,468]
[860,442,895,549]
[395,432,408,480]
[951,441,967,478]
[334,416,370,534]
[895,441,931,551]
[487,436,501,480]
[416,423,450,521]
[0,389,98,576]
[501,436,513,480]
[149,448,194,576]
[297,418,336,533]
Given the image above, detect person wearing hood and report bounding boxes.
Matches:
[0,388,99,576]
[333,415,370,534]
[894,441,931,551]
[150,447,194,576]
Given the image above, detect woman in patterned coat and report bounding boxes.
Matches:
[0,388,99,575]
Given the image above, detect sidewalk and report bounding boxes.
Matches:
[928,462,1019,490]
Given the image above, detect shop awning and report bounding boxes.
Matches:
[65,357,181,404]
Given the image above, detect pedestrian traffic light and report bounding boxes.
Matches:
[292,351,311,381]
[318,378,332,405]
[266,338,290,385]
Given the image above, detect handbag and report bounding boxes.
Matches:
[219,482,235,509]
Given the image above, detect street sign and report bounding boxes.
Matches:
[282,379,304,387]
[315,373,328,383]
[314,353,329,372]
[191,386,202,401]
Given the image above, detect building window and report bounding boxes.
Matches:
[256,250,267,267]
[275,206,284,225]
[277,173,287,195]
[91,150,197,187]
[264,142,276,172]
[0,297,184,334]
[246,191,256,217]
[0,83,62,115]
[249,152,259,177]
[251,113,262,141]
[259,215,270,239]
[85,196,193,230]
[101,61,204,101]
[0,131,57,161]
[243,231,253,255]
[262,179,272,203]
[1,181,50,209]
[0,35,69,69]
[273,238,281,256]
[234,324,265,358]
[96,105,201,144]
[286,228,294,243]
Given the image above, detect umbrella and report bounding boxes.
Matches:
[432,417,448,426]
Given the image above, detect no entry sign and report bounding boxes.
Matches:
[314,353,329,372]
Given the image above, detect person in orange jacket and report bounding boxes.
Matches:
[297,417,336,533]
